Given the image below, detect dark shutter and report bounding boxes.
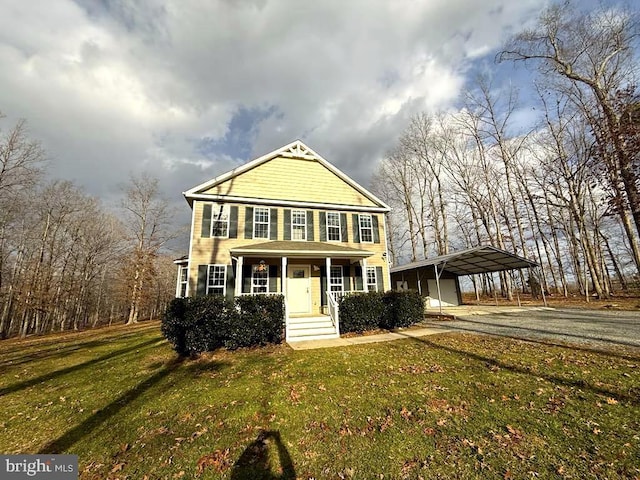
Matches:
[270,208,278,240]
[244,207,253,239]
[320,266,327,306]
[372,215,380,243]
[354,266,363,291]
[319,212,326,241]
[352,214,360,243]
[225,264,235,301]
[229,206,238,239]
[283,209,291,241]
[201,203,211,238]
[306,211,314,241]
[242,265,251,293]
[340,213,348,242]
[342,265,350,292]
[197,265,208,296]
[376,266,384,292]
[269,265,277,292]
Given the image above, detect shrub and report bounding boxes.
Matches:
[380,290,425,329]
[339,291,384,333]
[161,295,285,355]
[338,290,425,334]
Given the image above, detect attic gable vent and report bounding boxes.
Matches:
[281,141,316,160]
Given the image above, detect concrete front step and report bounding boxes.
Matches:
[287,316,339,342]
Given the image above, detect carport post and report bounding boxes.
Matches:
[510,270,521,307]
[538,267,548,307]
[434,264,443,315]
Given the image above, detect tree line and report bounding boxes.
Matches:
[372,1,640,300]
[0,116,177,338]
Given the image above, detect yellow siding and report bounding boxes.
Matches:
[203,156,377,207]
[188,200,391,295]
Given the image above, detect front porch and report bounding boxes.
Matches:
[231,241,380,341]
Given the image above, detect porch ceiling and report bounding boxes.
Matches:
[230,240,374,258]
[390,245,538,276]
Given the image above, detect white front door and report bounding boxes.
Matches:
[287,265,311,314]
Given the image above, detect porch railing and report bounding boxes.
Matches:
[327,290,347,336]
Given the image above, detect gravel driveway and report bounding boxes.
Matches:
[425,307,640,349]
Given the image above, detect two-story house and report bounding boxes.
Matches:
[175,140,391,341]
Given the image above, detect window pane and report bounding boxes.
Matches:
[359,214,373,243]
[254,207,270,238]
[327,212,341,241]
[366,266,377,292]
[252,265,269,293]
[207,265,226,296]
[329,266,343,292]
[211,204,229,237]
[292,210,306,240]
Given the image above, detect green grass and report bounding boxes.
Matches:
[0,323,638,479]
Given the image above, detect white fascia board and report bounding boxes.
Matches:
[184,192,390,213]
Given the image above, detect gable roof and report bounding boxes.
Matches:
[390,246,538,276]
[183,140,390,211]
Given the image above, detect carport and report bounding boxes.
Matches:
[390,246,540,313]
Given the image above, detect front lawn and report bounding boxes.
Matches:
[0,322,638,479]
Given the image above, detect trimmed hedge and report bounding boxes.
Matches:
[339,290,424,333]
[339,291,385,333]
[162,295,285,356]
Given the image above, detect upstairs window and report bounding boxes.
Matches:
[254,207,270,239]
[359,214,373,243]
[291,210,307,241]
[326,212,341,241]
[202,203,230,238]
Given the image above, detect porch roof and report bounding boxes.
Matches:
[390,245,538,276]
[230,241,374,258]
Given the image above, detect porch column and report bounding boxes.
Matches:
[325,257,331,304]
[416,269,422,295]
[361,258,369,292]
[235,256,243,296]
[281,256,287,296]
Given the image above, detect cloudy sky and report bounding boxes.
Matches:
[0,0,559,235]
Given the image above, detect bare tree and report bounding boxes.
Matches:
[121,174,174,324]
[499,1,640,256]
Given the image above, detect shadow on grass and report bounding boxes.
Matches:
[230,430,296,480]
[429,320,640,362]
[0,340,111,369]
[0,337,164,397]
[39,355,228,454]
[398,333,640,406]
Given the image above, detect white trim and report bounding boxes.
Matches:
[251,263,269,294]
[185,200,197,297]
[253,206,270,239]
[206,202,231,239]
[206,264,227,296]
[183,140,390,210]
[362,258,368,292]
[291,209,307,241]
[185,193,389,213]
[325,211,341,242]
[382,213,391,290]
[366,266,377,292]
[358,213,374,243]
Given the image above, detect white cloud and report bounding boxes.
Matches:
[0,0,547,224]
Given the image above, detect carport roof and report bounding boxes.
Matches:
[390,245,538,276]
